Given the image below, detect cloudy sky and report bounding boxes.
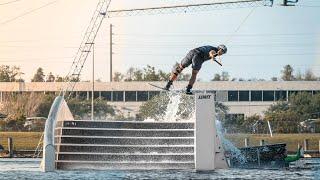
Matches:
[0,0,319,82]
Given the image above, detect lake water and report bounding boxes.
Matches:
[0,158,319,179]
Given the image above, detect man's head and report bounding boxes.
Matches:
[217,44,227,56]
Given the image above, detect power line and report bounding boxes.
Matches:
[113,32,320,37]
[113,52,320,57]
[112,42,315,47]
[0,56,73,61]
[0,0,23,6]
[0,61,71,64]
[0,0,59,26]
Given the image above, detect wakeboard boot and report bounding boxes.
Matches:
[185,84,193,95]
[164,80,173,91]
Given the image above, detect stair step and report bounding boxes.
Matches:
[56,161,194,170]
[56,128,194,137]
[58,120,194,129]
[56,136,194,145]
[57,152,194,155]
[57,144,193,153]
[55,120,196,170]
[57,153,194,161]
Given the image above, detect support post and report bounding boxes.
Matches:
[195,93,228,170]
[109,24,113,82]
[91,43,95,120]
[245,138,249,147]
[304,139,309,151]
[8,137,13,158]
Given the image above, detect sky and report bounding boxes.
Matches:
[0,0,319,82]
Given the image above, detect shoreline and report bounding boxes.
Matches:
[1,132,319,157]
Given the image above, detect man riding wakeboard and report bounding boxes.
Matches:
[164,44,227,94]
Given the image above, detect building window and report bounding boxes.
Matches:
[251,91,262,101]
[94,92,100,99]
[68,92,77,99]
[313,91,320,95]
[288,90,299,96]
[275,90,287,101]
[228,91,238,101]
[101,91,112,101]
[216,91,228,102]
[78,91,87,100]
[113,91,124,102]
[263,91,274,101]
[137,91,148,101]
[239,91,249,101]
[302,90,313,95]
[149,91,160,100]
[125,91,137,102]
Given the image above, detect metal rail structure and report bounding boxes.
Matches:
[63,0,112,98]
[63,0,275,98]
[107,0,273,17]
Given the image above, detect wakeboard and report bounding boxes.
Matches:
[148,83,193,95]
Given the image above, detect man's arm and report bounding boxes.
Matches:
[209,50,222,66]
[209,50,217,59]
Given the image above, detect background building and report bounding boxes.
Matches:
[0,81,319,118]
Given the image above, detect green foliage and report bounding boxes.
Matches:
[116,65,191,82]
[281,64,294,81]
[0,65,24,82]
[138,93,196,120]
[212,73,221,81]
[46,72,55,82]
[31,67,45,82]
[67,98,115,119]
[138,93,170,120]
[222,115,244,133]
[36,94,56,117]
[211,71,230,81]
[221,114,262,134]
[0,93,115,131]
[264,92,320,133]
[222,93,320,134]
[143,65,159,81]
[0,92,45,131]
[304,69,317,81]
[113,72,125,82]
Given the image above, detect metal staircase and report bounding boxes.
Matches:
[55,120,195,170]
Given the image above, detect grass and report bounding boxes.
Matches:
[0,132,42,150]
[226,133,320,152]
[0,132,319,152]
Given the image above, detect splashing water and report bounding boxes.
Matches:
[162,93,182,122]
[216,119,247,164]
[148,92,246,164]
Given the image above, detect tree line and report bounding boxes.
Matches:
[0,93,115,131]
[0,64,318,82]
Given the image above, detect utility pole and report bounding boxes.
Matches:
[92,43,95,120]
[110,24,113,82]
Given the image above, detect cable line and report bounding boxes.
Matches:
[0,0,59,26]
[0,0,23,6]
